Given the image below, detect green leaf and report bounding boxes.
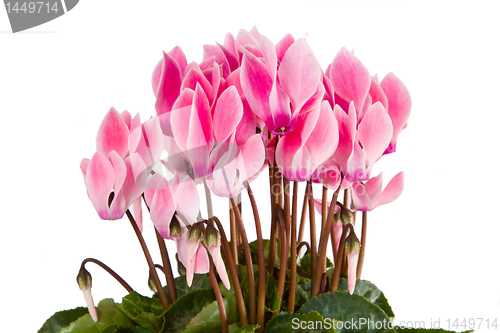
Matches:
[161,288,216,333]
[165,274,211,299]
[38,307,89,333]
[58,299,136,333]
[118,292,165,331]
[394,328,473,333]
[100,325,157,333]
[296,254,333,279]
[265,310,336,333]
[233,324,260,332]
[337,279,395,318]
[183,294,239,333]
[299,291,395,333]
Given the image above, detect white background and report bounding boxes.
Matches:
[1,1,499,332]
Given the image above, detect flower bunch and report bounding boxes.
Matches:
[41,27,423,333]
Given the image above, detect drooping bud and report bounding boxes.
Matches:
[176,253,186,276]
[203,225,220,249]
[148,271,158,293]
[169,215,183,239]
[76,266,98,322]
[339,203,354,225]
[345,232,361,295]
[187,222,203,244]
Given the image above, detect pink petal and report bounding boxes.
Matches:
[380,73,412,154]
[363,173,384,201]
[346,142,368,182]
[181,64,213,104]
[235,97,257,145]
[275,33,295,64]
[213,86,243,143]
[82,288,98,322]
[346,250,359,294]
[85,152,114,219]
[240,49,273,128]
[372,172,404,209]
[221,68,243,96]
[332,103,356,172]
[218,43,239,73]
[357,102,393,166]
[239,134,266,180]
[120,110,132,129]
[172,175,199,225]
[194,245,210,274]
[369,76,388,111]
[96,108,130,159]
[329,47,371,112]
[128,117,164,169]
[279,39,322,114]
[224,33,237,58]
[107,151,127,219]
[332,221,343,255]
[258,35,277,81]
[204,44,231,79]
[155,52,183,116]
[80,158,90,179]
[132,197,143,233]
[351,182,371,211]
[150,177,176,239]
[168,46,187,76]
[268,83,292,134]
[209,245,231,289]
[120,154,146,213]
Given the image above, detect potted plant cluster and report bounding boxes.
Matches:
[39,27,471,333]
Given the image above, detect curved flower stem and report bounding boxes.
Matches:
[274,206,288,317]
[283,178,291,246]
[307,181,318,297]
[125,210,169,310]
[245,183,266,332]
[320,272,330,295]
[230,197,256,325]
[211,217,248,326]
[330,222,338,266]
[81,258,134,293]
[287,181,299,313]
[142,194,177,303]
[356,211,367,279]
[343,188,350,208]
[297,184,309,244]
[311,175,343,297]
[330,223,355,292]
[297,241,310,256]
[207,258,228,333]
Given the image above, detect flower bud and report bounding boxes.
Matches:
[345,232,361,295]
[148,272,158,293]
[203,225,220,249]
[340,204,354,225]
[76,266,98,322]
[187,223,203,243]
[169,215,183,239]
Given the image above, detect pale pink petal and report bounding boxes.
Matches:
[363,173,384,201]
[119,154,146,213]
[132,197,143,233]
[155,52,183,116]
[235,97,257,145]
[213,86,243,143]
[258,35,277,81]
[239,134,266,180]
[357,102,393,166]
[346,250,359,294]
[236,29,260,56]
[329,47,371,111]
[332,221,343,255]
[107,151,127,219]
[172,175,199,225]
[120,110,132,129]
[150,177,176,239]
[369,76,388,111]
[209,245,230,289]
[279,39,322,114]
[170,105,192,152]
[372,172,404,209]
[221,68,243,96]
[322,73,335,108]
[351,182,371,211]
[304,101,339,172]
[223,33,237,58]
[80,158,90,179]
[204,45,231,79]
[96,108,130,159]
[346,143,368,182]
[82,288,98,322]
[380,73,412,154]
[194,245,210,274]
[85,152,114,219]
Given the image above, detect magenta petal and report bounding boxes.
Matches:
[204,44,230,79]
[240,49,273,127]
[218,43,239,73]
[269,83,292,133]
[155,52,183,116]
[224,33,237,58]
[380,73,412,153]
[168,46,187,76]
[181,67,213,105]
[372,172,404,209]
[357,102,393,166]
[222,69,243,96]
[96,108,130,159]
[276,33,295,64]
[279,38,322,114]
[85,152,114,219]
[329,47,371,112]
[235,97,257,145]
[213,86,243,143]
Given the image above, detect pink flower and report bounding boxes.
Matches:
[175,226,210,287]
[351,172,404,211]
[240,35,323,135]
[276,101,338,181]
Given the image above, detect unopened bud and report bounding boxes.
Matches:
[76,266,92,291]
[204,225,220,248]
[345,232,361,255]
[340,204,354,225]
[148,272,157,293]
[176,253,186,275]
[333,212,341,224]
[187,223,203,243]
[170,215,182,239]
